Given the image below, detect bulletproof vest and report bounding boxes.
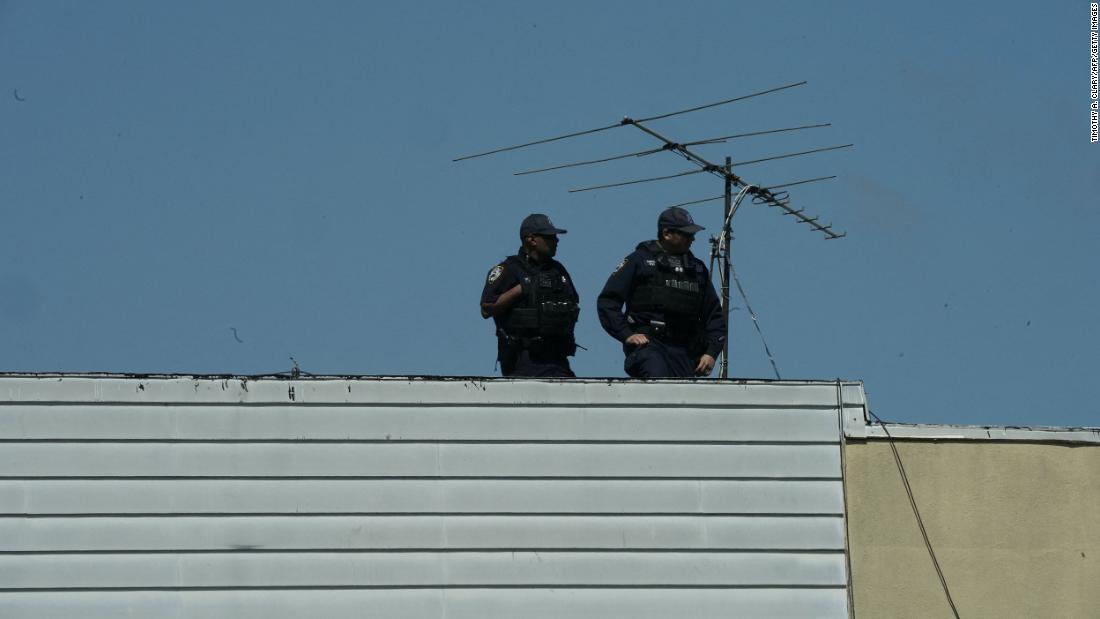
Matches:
[500,255,579,339]
[629,241,705,318]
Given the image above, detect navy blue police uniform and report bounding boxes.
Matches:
[596,209,726,378]
[480,216,579,377]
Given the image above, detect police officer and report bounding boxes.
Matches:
[480,214,580,377]
[597,206,726,378]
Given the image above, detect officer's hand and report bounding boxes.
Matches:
[695,354,716,376]
[625,334,650,347]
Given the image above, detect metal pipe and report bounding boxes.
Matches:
[720,156,733,379]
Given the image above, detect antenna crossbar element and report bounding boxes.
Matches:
[568,168,708,193]
[668,174,835,208]
[452,121,624,163]
[731,144,853,168]
[622,119,846,239]
[764,175,837,191]
[516,123,832,177]
[670,195,724,208]
[513,145,665,176]
[633,81,807,123]
[684,122,831,146]
[452,81,808,162]
[455,82,848,238]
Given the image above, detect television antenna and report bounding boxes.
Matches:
[455,81,851,378]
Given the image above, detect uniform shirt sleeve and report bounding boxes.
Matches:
[698,262,727,358]
[596,254,639,343]
[558,263,580,305]
[480,262,514,313]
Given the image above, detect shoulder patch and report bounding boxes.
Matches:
[487,265,504,284]
[613,257,628,274]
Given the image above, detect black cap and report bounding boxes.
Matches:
[520,213,567,237]
[658,206,704,234]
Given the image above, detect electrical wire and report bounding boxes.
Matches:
[712,183,781,378]
[717,185,755,258]
[836,380,858,618]
[868,410,963,619]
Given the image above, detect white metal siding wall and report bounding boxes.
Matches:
[0,376,864,618]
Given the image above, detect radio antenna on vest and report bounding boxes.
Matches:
[454,81,852,378]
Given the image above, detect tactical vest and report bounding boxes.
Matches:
[629,241,705,319]
[500,255,579,340]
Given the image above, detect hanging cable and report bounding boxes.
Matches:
[714,184,753,379]
[868,410,963,619]
[715,183,781,379]
[836,380,858,617]
[729,262,781,380]
[717,185,756,258]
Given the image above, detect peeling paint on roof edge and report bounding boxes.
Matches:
[852,421,1100,445]
[1,373,1093,442]
[0,371,856,384]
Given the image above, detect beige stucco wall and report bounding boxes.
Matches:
[844,439,1100,619]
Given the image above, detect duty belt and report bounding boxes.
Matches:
[634,319,701,348]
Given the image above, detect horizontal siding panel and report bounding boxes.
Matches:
[0,589,849,619]
[0,376,854,618]
[0,479,844,515]
[0,515,846,551]
[0,443,841,479]
[0,376,865,409]
[0,405,842,442]
[0,552,846,588]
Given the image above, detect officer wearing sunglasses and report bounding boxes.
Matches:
[597,207,726,378]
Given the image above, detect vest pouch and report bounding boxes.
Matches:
[503,307,540,336]
[537,301,579,337]
[660,285,703,316]
[631,281,702,316]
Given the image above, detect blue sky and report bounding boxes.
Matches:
[1,1,1096,427]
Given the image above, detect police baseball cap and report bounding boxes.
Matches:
[520,213,567,237]
[658,206,705,234]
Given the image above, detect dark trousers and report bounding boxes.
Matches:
[499,344,575,378]
[624,339,697,378]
